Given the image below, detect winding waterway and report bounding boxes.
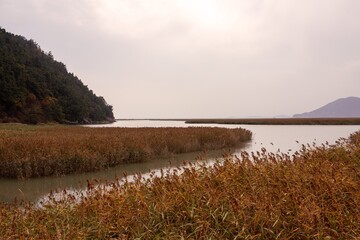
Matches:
[0,120,358,203]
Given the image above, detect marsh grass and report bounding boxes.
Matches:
[0,124,252,179]
[0,131,359,239]
[185,117,360,125]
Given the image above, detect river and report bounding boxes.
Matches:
[0,120,358,203]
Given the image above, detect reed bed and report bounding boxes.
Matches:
[0,131,359,239]
[185,117,360,125]
[0,124,252,179]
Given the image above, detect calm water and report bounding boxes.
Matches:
[0,120,358,203]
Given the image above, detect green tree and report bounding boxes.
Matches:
[0,27,115,124]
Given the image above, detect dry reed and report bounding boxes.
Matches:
[0,124,252,179]
[185,117,360,125]
[0,131,359,239]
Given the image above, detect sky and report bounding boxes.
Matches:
[0,0,359,118]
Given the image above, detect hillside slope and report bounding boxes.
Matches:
[294,97,360,118]
[0,28,114,124]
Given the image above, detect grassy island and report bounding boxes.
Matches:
[185,118,360,125]
[0,131,359,239]
[0,124,252,179]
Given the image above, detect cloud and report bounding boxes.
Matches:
[1,0,359,118]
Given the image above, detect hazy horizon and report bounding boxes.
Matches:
[1,0,359,118]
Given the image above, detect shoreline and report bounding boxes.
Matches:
[183,117,360,125]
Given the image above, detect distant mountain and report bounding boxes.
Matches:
[0,28,115,124]
[293,97,360,118]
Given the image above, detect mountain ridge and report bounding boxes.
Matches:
[293,97,360,118]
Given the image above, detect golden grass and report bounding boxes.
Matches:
[0,124,252,179]
[0,131,359,239]
[185,118,360,125]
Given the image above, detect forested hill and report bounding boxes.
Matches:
[0,28,115,124]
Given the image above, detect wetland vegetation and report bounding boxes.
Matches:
[0,131,359,239]
[185,117,360,125]
[0,124,252,179]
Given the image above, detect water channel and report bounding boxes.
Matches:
[0,120,359,203]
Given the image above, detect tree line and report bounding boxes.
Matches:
[0,27,114,124]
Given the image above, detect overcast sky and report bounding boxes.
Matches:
[1,0,359,118]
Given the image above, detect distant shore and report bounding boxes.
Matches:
[183,118,360,125]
